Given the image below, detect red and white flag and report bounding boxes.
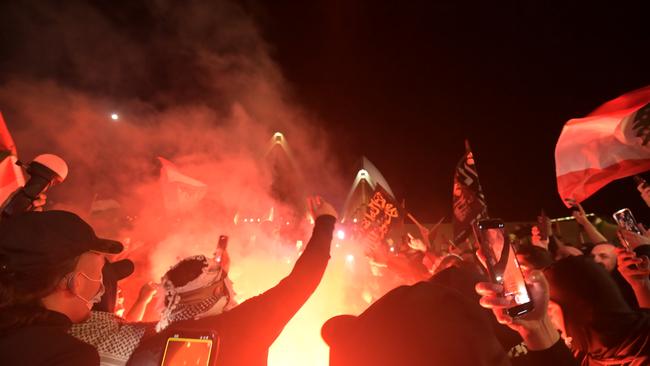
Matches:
[158,157,207,212]
[0,112,25,205]
[555,86,650,205]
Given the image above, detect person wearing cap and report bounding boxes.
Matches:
[0,210,123,366]
[127,198,338,366]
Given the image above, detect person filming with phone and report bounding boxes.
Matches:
[322,218,578,366]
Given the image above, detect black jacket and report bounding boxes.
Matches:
[127,215,336,366]
[0,309,99,366]
[323,266,578,366]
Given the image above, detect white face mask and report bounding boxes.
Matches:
[73,272,105,309]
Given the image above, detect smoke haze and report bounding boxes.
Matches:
[0,1,374,364]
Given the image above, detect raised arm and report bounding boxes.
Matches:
[616,248,650,308]
[572,203,608,244]
[219,213,335,341]
[178,199,337,345]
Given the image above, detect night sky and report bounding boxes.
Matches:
[1,0,649,223]
[250,0,650,222]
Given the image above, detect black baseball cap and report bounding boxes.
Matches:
[0,210,123,274]
[104,259,135,281]
[94,259,135,313]
[323,270,510,366]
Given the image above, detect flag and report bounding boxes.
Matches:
[555,86,650,205]
[452,141,488,245]
[158,157,207,213]
[360,183,403,245]
[587,86,650,117]
[0,112,25,205]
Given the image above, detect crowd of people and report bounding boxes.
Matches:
[0,179,649,365]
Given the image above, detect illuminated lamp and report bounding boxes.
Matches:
[357,169,369,179]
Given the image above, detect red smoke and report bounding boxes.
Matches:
[0,1,410,364]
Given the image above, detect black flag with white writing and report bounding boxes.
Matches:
[360,183,403,245]
[452,141,488,245]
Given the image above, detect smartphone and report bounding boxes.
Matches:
[477,219,534,317]
[217,235,229,250]
[613,208,641,235]
[613,208,642,250]
[160,330,219,366]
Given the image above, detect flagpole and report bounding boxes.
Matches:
[465,138,487,242]
[406,212,425,229]
[464,139,489,217]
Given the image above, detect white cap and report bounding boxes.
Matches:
[33,154,68,181]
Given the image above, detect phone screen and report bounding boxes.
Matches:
[613,208,641,235]
[161,334,216,366]
[478,220,533,316]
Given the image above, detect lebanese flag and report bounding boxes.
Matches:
[555,86,650,205]
[157,157,207,212]
[0,112,25,205]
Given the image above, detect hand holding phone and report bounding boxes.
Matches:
[478,219,533,317]
[617,228,650,250]
[613,208,643,249]
[475,270,558,350]
[615,247,650,290]
[476,219,533,317]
